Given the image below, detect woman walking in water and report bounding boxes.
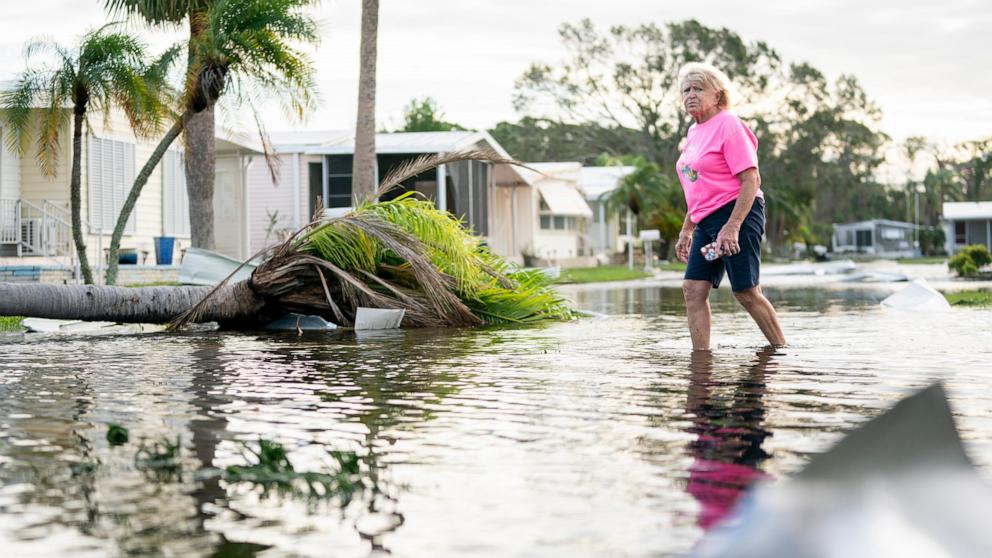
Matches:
[674,62,786,351]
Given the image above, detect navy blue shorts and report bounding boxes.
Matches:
[684,198,765,292]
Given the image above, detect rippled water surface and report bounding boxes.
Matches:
[1,284,991,557]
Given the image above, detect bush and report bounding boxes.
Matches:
[948,244,992,277]
[919,226,946,256]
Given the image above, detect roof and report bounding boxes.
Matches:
[269,129,512,158]
[515,162,582,186]
[537,180,593,217]
[833,219,918,229]
[943,202,992,220]
[579,166,636,200]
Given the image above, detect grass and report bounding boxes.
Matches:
[557,265,651,284]
[896,257,948,265]
[0,316,23,332]
[944,290,992,307]
[657,261,687,272]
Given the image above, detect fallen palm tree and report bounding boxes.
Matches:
[0,151,576,330]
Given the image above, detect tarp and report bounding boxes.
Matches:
[880,278,951,311]
[179,248,256,286]
[536,180,593,217]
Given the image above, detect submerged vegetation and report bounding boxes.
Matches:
[103,425,365,505]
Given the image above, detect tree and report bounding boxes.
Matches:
[104,0,319,250]
[956,137,992,202]
[598,154,685,256]
[1,25,174,284]
[394,97,466,132]
[103,0,320,285]
[352,0,379,205]
[0,152,574,329]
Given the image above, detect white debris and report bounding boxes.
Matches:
[880,278,951,311]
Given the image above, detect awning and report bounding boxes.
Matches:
[537,180,593,217]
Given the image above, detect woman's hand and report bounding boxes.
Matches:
[676,232,693,263]
[715,223,741,256]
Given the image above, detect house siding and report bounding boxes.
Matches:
[248,153,315,253]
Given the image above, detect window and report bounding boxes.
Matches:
[88,137,135,233]
[855,229,872,247]
[447,160,490,235]
[326,155,353,208]
[955,221,966,244]
[162,151,189,236]
[540,215,552,229]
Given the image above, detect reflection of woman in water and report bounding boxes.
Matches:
[685,349,775,530]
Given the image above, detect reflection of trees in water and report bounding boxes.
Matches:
[685,349,776,530]
[0,336,216,555]
[185,328,482,555]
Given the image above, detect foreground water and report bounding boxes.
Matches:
[0,284,991,557]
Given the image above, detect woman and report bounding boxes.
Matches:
[674,62,785,351]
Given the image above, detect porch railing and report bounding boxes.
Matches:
[0,198,74,258]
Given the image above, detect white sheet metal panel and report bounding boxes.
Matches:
[536,180,593,217]
[943,201,992,220]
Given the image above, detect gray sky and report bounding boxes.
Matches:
[1,0,989,148]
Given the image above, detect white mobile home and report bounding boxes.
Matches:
[248,130,534,263]
[943,202,992,255]
[516,162,595,265]
[579,165,636,260]
[0,108,260,279]
[832,219,918,257]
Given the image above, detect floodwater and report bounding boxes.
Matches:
[0,284,991,557]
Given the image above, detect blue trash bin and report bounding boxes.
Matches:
[153,236,175,265]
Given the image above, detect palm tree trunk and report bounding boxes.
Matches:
[352,0,379,205]
[0,281,263,325]
[71,109,95,284]
[185,105,216,249]
[106,114,188,286]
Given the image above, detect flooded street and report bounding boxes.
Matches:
[1,284,991,557]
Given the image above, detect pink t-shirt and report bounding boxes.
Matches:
[676,110,762,223]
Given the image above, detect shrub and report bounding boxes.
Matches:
[949,244,992,277]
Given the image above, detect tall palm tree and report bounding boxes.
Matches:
[104,0,319,251]
[103,0,320,285]
[1,25,175,284]
[352,0,379,204]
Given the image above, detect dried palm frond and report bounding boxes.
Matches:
[371,148,536,202]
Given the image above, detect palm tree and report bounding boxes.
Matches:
[104,0,319,251]
[0,152,575,328]
[103,0,320,285]
[1,25,175,284]
[352,0,379,204]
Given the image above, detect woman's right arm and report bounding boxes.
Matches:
[675,214,696,263]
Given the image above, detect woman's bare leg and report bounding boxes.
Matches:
[733,285,786,347]
[683,279,713,351]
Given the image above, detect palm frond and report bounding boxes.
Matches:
[374,148,533,201]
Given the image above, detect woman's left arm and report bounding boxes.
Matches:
[714,168,760,256]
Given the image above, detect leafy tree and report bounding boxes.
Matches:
[395,97,466,132]
[105,0,319,251]
[955,137,992,202]
[104,0,320,285]
[597,154,684,256]
[1,25,176,284]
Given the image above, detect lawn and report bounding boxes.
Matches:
[896,257,948,265]
[0,316,23,332]
[557,265,651,284]
[943,290,992,307]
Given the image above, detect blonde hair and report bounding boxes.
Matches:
[677,62,736,110]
